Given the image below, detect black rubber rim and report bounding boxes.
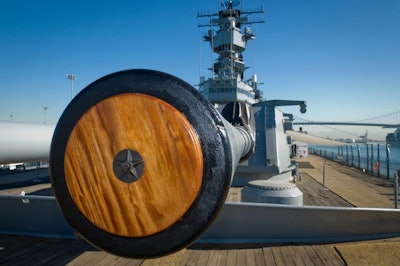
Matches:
[50,69,233,258]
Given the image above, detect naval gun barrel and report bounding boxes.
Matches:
[0,121,54,164]
[49,69,254,258]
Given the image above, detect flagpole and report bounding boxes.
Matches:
[66,73,76,100]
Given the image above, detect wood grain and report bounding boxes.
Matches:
[64,93,203,237]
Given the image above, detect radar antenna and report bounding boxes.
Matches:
[221,0,240,9]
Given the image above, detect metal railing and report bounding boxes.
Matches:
[310,143,400,208]
[309,144,400,179]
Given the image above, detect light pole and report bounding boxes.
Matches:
[66,73,76,100]
[43,106,48,124]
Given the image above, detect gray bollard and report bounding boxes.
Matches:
[322,161,327,190]
[395,174,399,209]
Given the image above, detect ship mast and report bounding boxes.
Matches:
[197,0,264,105]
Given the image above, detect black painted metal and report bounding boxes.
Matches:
[50,69,235,258]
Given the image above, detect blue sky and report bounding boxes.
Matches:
[1,0,399,140]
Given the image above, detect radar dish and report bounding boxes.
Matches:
[221,0,240,8]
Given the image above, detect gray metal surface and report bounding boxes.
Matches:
[0,121,54,164]
[199,202,400,244]
[0,195,75,239]
[241,181,303,205]
[1,194,399,245]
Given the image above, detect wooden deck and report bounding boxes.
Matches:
[1,155,400,265]
[1,235,399,265]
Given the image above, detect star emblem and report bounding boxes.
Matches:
[113,149,145,183]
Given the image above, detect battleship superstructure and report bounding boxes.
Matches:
[197,0,264,104]
[198,1,306,198]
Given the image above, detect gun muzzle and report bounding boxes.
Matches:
[50,69,253,258]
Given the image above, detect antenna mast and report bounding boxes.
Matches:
[197,0,264,104]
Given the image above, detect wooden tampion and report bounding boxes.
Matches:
[50,70,235,258]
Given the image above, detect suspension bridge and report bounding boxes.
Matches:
[289,110,400,144]
[292,110,400,129]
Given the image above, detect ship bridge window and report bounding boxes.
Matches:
[210,88,234,93]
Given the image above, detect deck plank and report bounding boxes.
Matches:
[178,249,193,266]
[5,241,59,264]
[2,235,400,265]
[207,249,228,266]
[142,249,186,266]
[253,248,265,266]
[262,247,277,266]
[217,249,229,265]
[226,248,238,266]
[0,237,39,264]
[226,187,241,202]
[235,248,246,266]
[269,247,286,265]
[335,241,400,265]
[180,249,201,266]
[244,249,257,266]
[206,249,219,265]
[295,173,353,207]
[278,246,299,265]
[196,247,211,265]
[295,245,317,266]
[287,246,307,266]
[297,155,395,208]
[311,245,345,266]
